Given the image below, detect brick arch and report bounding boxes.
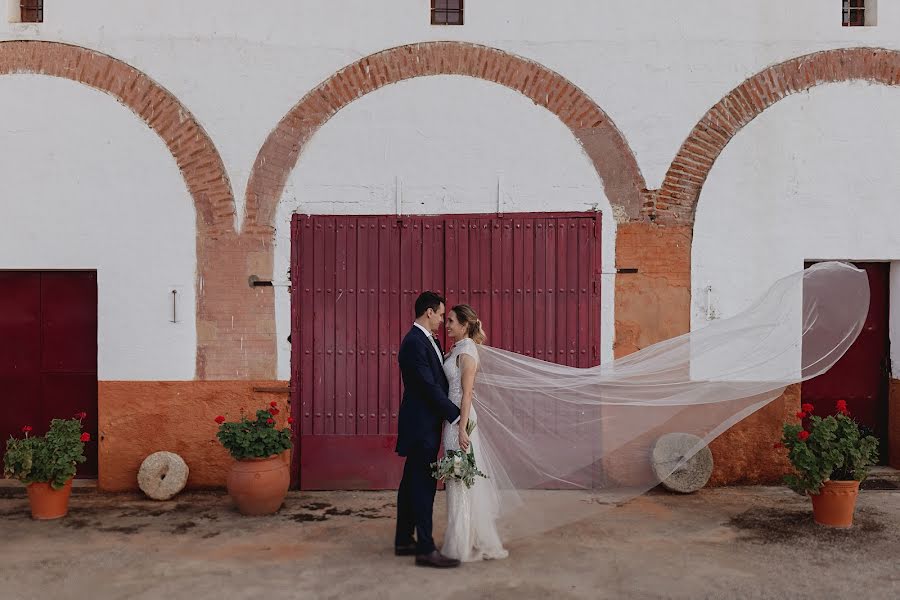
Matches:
[243,41,646,232]
[658,47,900,224]
[0,41,236,230]
[0,40,238,378]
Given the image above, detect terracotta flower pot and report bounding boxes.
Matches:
[26,478,73,520]
[226,454,290,516]
[810,480,860,528]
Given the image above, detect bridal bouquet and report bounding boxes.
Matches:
[431,420,487,489]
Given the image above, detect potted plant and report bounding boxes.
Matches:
[214,402,293,515]
[3,412,90,520]
[775,399,879,528]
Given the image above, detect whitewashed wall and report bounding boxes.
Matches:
[692,83,900,371]
[2,1,900,379]
[0,76,196,380]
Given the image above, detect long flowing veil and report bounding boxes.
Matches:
[469,261,870,538]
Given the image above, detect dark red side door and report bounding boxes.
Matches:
[802,262,890,463]
[0,271,98,477]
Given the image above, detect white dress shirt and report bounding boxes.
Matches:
[413,321,444,363]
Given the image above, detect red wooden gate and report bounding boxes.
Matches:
[802,262,890,463]
[0,271,98,477]
[290,213,601,490]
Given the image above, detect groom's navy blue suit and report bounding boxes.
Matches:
[395,325,461,555]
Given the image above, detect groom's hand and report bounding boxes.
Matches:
[458,428,470,452]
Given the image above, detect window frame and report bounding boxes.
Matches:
[19,0,43,23]
[842,0,866,27]
[431,0,464,26]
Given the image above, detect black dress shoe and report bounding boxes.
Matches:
[395,543,417,556]
[415,550,461,568]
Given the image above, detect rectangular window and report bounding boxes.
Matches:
[20,0,43,23]
[431,0,463,26]
[842,0,866,26]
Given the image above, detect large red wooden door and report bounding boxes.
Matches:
[291,213,602,490]
[0,271,98,477]
[802,262,890,463]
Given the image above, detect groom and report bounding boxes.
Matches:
[395,291,462,568]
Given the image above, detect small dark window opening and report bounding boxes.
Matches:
[432,0,463,26]
[842,0,865,26]
[20,0,43,23]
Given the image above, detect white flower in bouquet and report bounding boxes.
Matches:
[430,420,487,489]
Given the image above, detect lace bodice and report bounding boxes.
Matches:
[443,338,479,408]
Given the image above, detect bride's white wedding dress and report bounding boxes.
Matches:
[441,338,508,562]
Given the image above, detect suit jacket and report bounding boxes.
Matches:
[395,326,461,457]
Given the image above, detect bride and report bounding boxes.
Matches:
[440,304,508,562]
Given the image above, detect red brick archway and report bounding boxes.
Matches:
[243,41,646,232]
[658,47,900,224]
[0,41,235,230]
[239,41,647,379]
[651,46,900,480]
[0,41,239,378]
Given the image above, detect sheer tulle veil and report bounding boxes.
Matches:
[468,261,870,538]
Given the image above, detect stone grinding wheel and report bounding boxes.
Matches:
[138,451,189,500]
[651,433,714,493]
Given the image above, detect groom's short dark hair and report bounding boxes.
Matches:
[415,291,445,317]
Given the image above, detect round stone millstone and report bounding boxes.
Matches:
[137,451,189,500]
[651,433,714,493]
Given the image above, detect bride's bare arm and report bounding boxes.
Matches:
[457,354,477,450]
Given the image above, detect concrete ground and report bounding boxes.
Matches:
[0,475,899,600]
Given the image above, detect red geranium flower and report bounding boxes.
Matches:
[266,418,275,425]
[269,401,278,408]
[836,399,848,411]
[80,432,91,443]
[798,430,810,441]
[801,403,814,413]
[287,417,294,425]
[74,411,88,420]
[214,415,226,424]
[795,411,806,419]
[268,407,280,416]
[21,425,32,434]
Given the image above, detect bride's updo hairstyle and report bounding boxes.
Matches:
[451,304,486,345]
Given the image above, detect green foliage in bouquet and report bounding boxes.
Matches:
[431,419,486,488]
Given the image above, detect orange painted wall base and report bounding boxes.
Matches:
[708,385,798,485]
[98,381,289,492]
